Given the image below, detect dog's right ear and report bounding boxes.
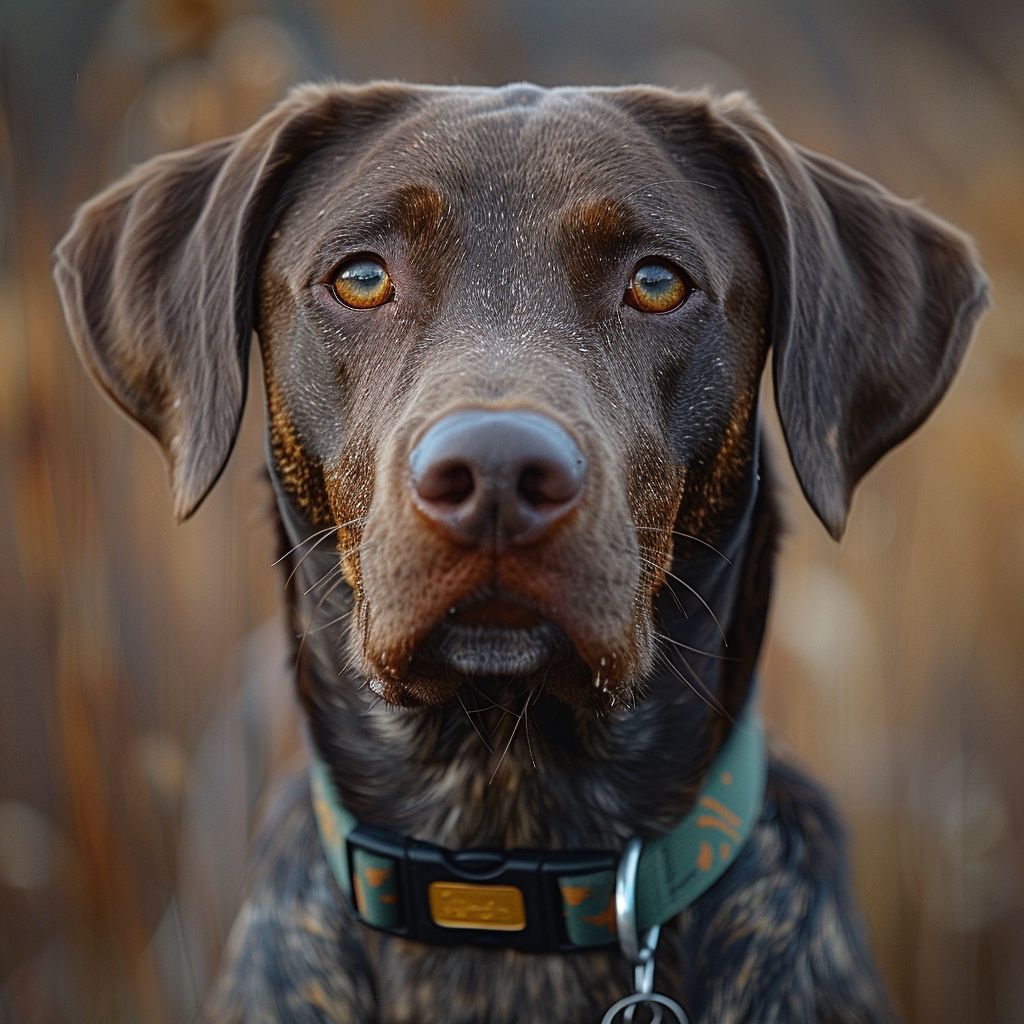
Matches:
[54,83,412,521]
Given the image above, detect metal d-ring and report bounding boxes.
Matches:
[607,838,690,1024]
[615,837,662,971]
[615,837,646,965]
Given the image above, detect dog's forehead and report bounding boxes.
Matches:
[349,86,660,188]
[279,85,735,291]
[405,86,667,177]
[301,88,708,222]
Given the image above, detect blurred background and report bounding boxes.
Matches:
[1,0,1022,1020]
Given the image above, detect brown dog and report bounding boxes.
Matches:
[54,83,987,1023]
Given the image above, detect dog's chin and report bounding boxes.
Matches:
[372,618,611,710]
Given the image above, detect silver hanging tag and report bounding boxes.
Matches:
[600,838,690,1024]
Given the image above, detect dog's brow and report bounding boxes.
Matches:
[556,196,712,293]
[389,184,451,243]
[337,184,453,243]
[310,183,458,274]
[559,197,641,249]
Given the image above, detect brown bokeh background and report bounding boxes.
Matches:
[1,1,1022,1020]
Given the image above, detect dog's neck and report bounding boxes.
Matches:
[271,435,775,853]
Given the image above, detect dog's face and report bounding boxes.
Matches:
[54,83,987,713]
[258,86,768,708]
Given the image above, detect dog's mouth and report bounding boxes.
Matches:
[367,588,615,710]
[408,593,569,680]
[426,622,563,678]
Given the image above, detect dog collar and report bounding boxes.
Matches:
[310,698,766,953]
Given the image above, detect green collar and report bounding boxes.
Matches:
[310,699,766,952]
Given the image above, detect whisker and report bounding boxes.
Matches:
[488,723,518,786]
[304,562,342,596]
[676,649,735,725]
[670,640,733,722]
[488,685,536,786]
[273,524,339,565]
[524,701,536,770]
[653,631,736,662]
[281,516,368,587]
[333,626,363,680]
[455,687,493,752]
[466,679,517,716]
[639,556,727,645]
[275,513,368,565]
[635,525,732,564]
[462,705,493,715]
[298,540,370,595]
[297,576,346,668]
[655,648,728,720]
[308,610,350,635]
[284,531,337,587]
[464,676,498,742]
[524,676,546,772]
[648,559,689,620]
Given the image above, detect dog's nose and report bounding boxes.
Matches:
[409,409,587,550]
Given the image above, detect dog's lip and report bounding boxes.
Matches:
[407,592,565,679]
[434,621,562,677]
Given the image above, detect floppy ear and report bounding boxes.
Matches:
[709,94,989,538]
[54,82,411,521]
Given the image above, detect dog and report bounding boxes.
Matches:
[54,82,987,1023]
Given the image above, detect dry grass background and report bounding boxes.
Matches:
[1,1,1022,1020]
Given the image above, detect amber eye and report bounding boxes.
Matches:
[332,257,393,308]
[624,259,689,313]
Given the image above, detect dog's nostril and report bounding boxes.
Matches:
[415,461,475,505]
[518,466,547,507]
[408,409,587,549]
[518,462,580,507]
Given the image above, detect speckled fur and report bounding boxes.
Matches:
[53,82,988,1023]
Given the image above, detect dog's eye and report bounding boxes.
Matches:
[332,257,394,309]
[624,260,689,313]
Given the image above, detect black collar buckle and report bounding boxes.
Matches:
[346,823,618,952]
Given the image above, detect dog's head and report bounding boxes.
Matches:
[54,83,987,712]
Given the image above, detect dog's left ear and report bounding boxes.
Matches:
[712,95,988,538]
[621,89,988,538]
